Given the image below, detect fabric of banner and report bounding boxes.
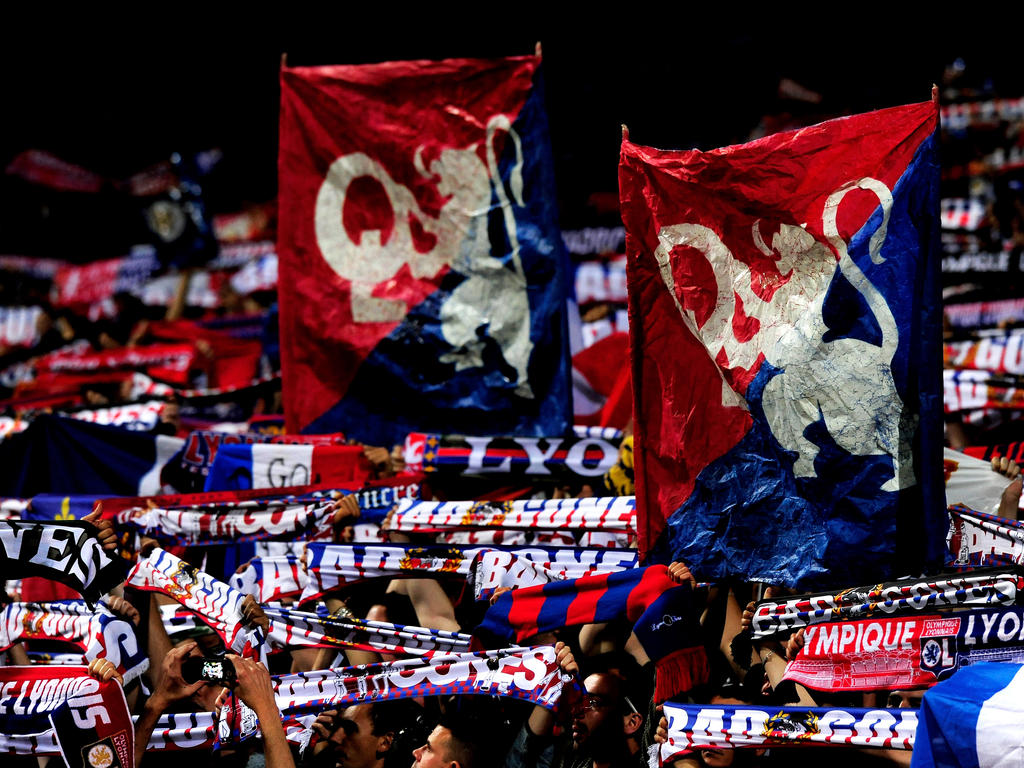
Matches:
[0,520,127,603]
[657,701,916,759]
[620,100,944,587]
[204,443,370,492]
[167,429,346,492]
[910,663,1024,768]
[278,54,570,444]
[0,416,183,497]
[944,446,1018,515]
[783,607,1024,691]
[301,543,634,604]
[947,505,1024,569]
[749,567,1022,639]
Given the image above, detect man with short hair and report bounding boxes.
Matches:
[570,672,647,768]
[307,699,421,768]
[411,714,485,768]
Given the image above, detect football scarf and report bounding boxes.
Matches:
[656,702,916,760]
[126,548,266,660]
[784,606,1024,692]
[301,543,636,604]
[260,605,472,655]
[469,548,638,601]
[948,504,1024,569]
[477,565,708,700]
[944,369,1024,413]
[386,496,636,534]
[117,500,334,545]
[230,555,307,603]
[0,601,148,684]
[750,567,1024,639]
[404,429,620,481]
[0,520,127,604]
[47,674,134,768]
[273,646,572,713]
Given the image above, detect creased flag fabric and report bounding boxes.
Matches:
[204,443,371,492]
[911,663,1024,768]
[278,54,570,444]
[0,415,183,497]
[619,100,944,587]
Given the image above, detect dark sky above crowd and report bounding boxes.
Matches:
[2,18,1019,230]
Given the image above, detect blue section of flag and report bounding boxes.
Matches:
[0,415,182,497]
[911,663,1024,768]
[662,133,944,588]
[204,444,256,491]
[25,495,98,521]
[305,70,571,445]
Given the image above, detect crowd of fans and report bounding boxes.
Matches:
[0,57,1021,768]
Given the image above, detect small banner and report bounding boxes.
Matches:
[404,429,619,480]
[749,567,1023,639]
[783,606,1024,691]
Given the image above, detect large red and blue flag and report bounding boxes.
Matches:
[619,100,945,587]
[278,53,570,444]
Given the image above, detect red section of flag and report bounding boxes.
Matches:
[277,56,538,432]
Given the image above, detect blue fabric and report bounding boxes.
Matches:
[911,663,1024,768]
[0,415,176,497]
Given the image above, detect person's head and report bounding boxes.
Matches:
[336,699,420,768]
[571,672,644,757]
[410,714,484,768]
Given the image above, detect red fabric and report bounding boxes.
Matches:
[277,55,538,432]
[19,577,80,602]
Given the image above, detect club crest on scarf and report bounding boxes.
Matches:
[167,560,200,601]
[460,501,511,527]
[762,711,820,742]
[398,547,465,574]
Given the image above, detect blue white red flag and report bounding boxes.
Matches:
[278,53,570,444]
[911,663,1024,768]
[204,443,371,492]
[619,101,944,587]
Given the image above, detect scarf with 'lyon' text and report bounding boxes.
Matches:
[783,605,1024,692]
